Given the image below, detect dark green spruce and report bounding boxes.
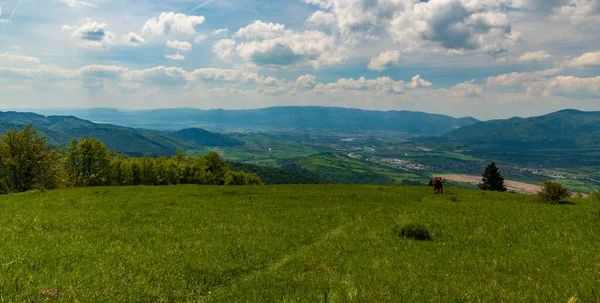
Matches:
[478,161,507,192]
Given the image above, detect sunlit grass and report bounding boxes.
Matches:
[0,185,598,301]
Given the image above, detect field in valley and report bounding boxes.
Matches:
[0,185,598,302]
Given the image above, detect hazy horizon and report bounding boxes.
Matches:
[1,0,599,120]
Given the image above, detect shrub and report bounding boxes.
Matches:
[396,223,432,241]
[537,180,571,204]
[0,125,62,193]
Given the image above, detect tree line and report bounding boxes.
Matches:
[0,126,262,194]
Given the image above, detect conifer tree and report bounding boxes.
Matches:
[478,161,507,192]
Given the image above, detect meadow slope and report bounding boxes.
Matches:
[0,185,598,302]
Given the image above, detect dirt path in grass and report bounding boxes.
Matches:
[439,174,542,194]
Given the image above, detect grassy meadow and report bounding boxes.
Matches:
[0,185,599,302]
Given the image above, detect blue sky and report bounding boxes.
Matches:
[0,0,599,119]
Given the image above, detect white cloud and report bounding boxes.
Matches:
[518,51,552,62]
[212,28,228,36]
[193,35,207,44]
[234,21,286,40]
[220,20,345,69]
[0,53,41,64]
[315,74,432,95]
[306,11,336,26]
[508,0,600,29]
[564,51,600,68]
[165,53,185,61]
[407,75,433,89]
[449,80,483,97]
[61,20,115,49]
[212,39,236,61]
[166,40,192,51]
[58,0,98,8]
[186,68,276,86]
[543,75,600,98]
[123,32,147,46]
[296,74,317,88]
[304,0,521,54]
[142,12,205,36]
[486,68,563,87]
[368,50,400,71]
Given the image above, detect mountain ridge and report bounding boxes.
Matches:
[27,106,480,134]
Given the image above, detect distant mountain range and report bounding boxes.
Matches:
[30,106,480,135]
[438,109,600,149]
[0,112,242,156]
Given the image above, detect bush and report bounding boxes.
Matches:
[396,223,432,241]
[0,125,62,193]
[537,180,571,204]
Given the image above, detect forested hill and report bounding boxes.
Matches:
[437,109,600,149]
[0,112,239,155]
[32,106,479,135]
[168,128,244,147]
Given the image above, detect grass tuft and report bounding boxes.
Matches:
[396,223,432,241]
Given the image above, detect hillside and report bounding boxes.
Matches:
[229,162,321,184]
[424,109,600,169]
[32,106,479,135]
[169,128,244,147]
[439,109,600,149]
[0,112,237,156]
[0,185,596,301]
[276,153,427,185]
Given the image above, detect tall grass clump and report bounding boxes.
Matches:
[396,223,432,241]
[537,180,571,204]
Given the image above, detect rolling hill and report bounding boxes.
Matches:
[438,109,600,149]
[0,112,240,156]
[429,109,600,169]
[168,128,244,147]
[31,106,479,135]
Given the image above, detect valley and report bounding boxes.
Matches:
[3,106,600,193]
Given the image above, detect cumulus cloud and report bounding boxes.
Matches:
[212,28,228,36]
[486,68,563,87]
[304,0,521,54]
[217,20,345,69]
[165,53,185,61]
[407,75,433,89]
[542,75,600,98]
[0,53,41,64]
[368,50,401,71]
[449,80,483,97]
[61,20,115,49]
[212,39,236,61]
[564,51,600,68]
[315,74,432,95]
[185,68,277,86]
[518,51,552,62]
[508,0,600,29]
[193,35,207,44]
[166,40,192,51]
[123,32,147,46]
[306,11,336,26]
[142,12,205,36]
[296,74,317,88]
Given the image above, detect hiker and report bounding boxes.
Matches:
[433,177,440,194]
[438,177,444,194]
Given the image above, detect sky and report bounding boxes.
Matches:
[0,0,599,120]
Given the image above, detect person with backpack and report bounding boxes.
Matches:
[433,177,440,194]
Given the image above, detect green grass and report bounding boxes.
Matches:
[0,185,599,302]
